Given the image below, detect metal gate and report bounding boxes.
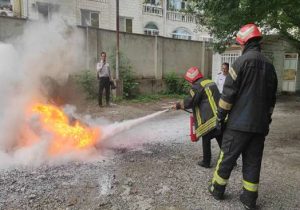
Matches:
[221,52,241,66]
[212,50,241,81]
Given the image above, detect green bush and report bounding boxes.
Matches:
[121,68,139,99]
[75,70,98,100]
[109,51,138,99]
[164,72,189,95]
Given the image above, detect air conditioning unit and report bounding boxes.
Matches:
[0,9,13,17]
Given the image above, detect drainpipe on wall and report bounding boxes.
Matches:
[163,0,167,36]
[116,0,120,80]
[115,0,123,97]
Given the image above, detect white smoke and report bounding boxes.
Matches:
[0,17,173,169]
[0,17,86,168]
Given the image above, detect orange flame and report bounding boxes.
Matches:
[23,102,101,155]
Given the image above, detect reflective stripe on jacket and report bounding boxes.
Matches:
[183,78,220,137]
[220,42,278,133]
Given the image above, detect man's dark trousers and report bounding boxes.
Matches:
[98,77,110,106]
[202,129,222,164]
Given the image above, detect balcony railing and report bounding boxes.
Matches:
[167,11,195,23]
[144,28,159,36]
[171,33,192,40]
[142,4,163,16]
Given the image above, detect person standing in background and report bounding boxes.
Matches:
[216,62,229,93]
[96,51,112,107]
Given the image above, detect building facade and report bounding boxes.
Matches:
[212,36,300,93]
[14,0,211,41]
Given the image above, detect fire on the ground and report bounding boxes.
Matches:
[19,102,101,156]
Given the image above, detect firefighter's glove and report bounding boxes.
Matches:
[215,118,224,135]
[173,101,183,110]
[216,108,227,122]
[215,109,227,134]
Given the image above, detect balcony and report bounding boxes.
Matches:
[167,11,195,23]
[142,4,163,16]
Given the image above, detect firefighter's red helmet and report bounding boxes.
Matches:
[236,23,262,45]
[184,67,203,83]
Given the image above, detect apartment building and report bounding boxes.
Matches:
[15,0,211,41]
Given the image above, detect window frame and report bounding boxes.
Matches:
[171,27,192,40]
[119,16,133,33]
[81,9,100,28]
[144,22,159,36]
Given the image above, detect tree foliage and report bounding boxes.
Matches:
[191,0,300,52]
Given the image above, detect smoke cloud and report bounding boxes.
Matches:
[0,18,171,169]
[0,17,87,168]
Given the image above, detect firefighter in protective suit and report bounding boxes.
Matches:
[208,23,278,209]
[174,67,222,168]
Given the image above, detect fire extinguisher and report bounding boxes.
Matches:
[190,114,198,142]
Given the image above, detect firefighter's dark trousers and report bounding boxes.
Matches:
[98,77,110,106]
[211,128,265,203]
[202,129,222,164]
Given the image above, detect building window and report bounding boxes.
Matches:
[144,0,161,6]
[81,9,99,28]
[0,0,10,6]
[144,22,159,36]
[168,0,187,11]
[37,2,50,20]
[36,2,59,21]
[120,17,133,33]
[172,28,192,40]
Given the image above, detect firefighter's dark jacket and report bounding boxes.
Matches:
[184,78,220,137]
[219,40,278,134]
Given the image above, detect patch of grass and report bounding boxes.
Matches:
[111,96,124,103]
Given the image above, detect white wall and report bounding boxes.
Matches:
[212,53,221,81]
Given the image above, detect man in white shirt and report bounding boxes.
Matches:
[216,62,229,93]
[96,51,112,107]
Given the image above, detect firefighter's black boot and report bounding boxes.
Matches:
[197,160,211,168]
[208,182,225,200]
[240,189,258,210]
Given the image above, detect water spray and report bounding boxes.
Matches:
[99,109,169,142]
